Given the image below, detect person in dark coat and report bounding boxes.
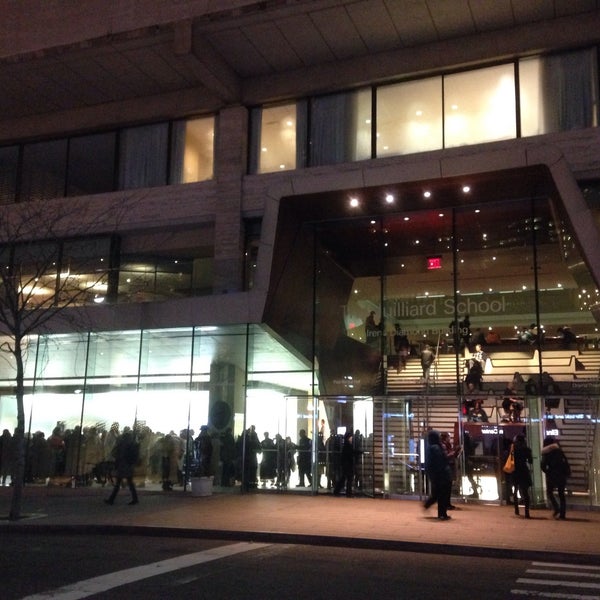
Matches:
[333,430,354,497]
[194,425,213,477]
[512,433,532,518]
[105,430,139,505]
[423,430,453,520]
[541,436,571,520]
[296,429,312,487]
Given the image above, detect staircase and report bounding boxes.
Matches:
[559,395,597,493]
[386,355,460,394]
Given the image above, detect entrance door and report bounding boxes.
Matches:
[318,396,374,496]
[380,397,424,498]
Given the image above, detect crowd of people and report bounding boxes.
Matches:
[0,420,371,499]
[424,427,572,521]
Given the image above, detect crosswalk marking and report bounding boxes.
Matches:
[511,561,600,599]
[20,542,270,600]
[527,570,600,580]
[512,592,600,599]
[517,578,600,590]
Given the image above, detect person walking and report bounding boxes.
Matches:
[512,433,532,519]
[423,430,453,520]
[420,344,436,386]
[104,430,139,505]
[333,430,354,497]
[541,436,571,520]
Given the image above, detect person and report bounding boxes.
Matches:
[421,344,436,385]
[219,427,235,487]
[468,398,488,422]
[1,428,13,486]
[296,429,312,487]
[365,311,381,347]
[423,430,453,520]
[333,430,354,497]
[465,344,487,391]
[519,323,538,345]
[472,328,486,347]
[394,324,410,371]
[104,430,139,505]
[541,436,571,520]
[462,430,479,499]
[502,394,523,422]
[512,433,533,518]
[440,431,461,509]
[485,329,501,345]
[194,425,213,477]
[260,431,276,487]
[557,326,577,349]
[502,377,524,422]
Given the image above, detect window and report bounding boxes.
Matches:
[377,77,443,156]
[170,117,214,183]
[520,49,599,137]
[20,139,68,201]
[0,145,18,204]
[251,103,298,174]
[67,132,116,196]
[444,64,516,147]
[118,123,169,190]
[310,89,371,166]
[118,227,214,302]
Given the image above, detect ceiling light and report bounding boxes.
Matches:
[462,185,471,193]
[385,194,394,203]
[423,191,431,198]
[349,197,359,208]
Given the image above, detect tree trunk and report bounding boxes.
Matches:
[9,337,26,521]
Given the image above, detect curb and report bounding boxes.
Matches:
[1,522,599,565]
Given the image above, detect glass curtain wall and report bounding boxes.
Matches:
[0,325,314,491]
[310,195,600,504]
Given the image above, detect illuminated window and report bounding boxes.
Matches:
[170,116,214,183]
[253,103,298,174]
[377,77,443,156]
[444,64,516,147]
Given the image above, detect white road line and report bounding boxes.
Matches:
[532,563,600,572]
[527,569,600,579]
[511,590,600,598]
[517,578,600,591]
[20,542,271,600]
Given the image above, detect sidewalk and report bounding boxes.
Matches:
[1,486,599,564]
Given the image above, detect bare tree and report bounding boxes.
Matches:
[0,198,122,520]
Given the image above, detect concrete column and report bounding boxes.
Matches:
[213,105,248,294]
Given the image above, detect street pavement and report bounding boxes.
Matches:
[1,485,599,564]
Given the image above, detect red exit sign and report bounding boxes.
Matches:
[427,256,442,270]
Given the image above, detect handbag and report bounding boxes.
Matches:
[503,444,515,473]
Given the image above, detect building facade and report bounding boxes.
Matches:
[0,1,599,506]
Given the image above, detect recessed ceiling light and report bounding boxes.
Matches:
[349,197,359,207]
